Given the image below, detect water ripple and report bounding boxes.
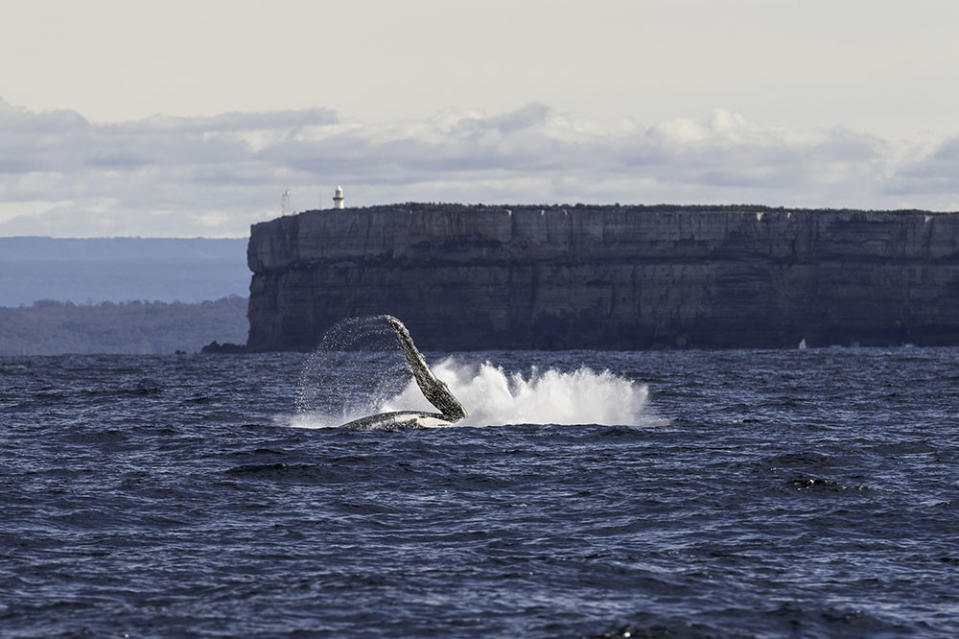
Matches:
[0,349,957,637]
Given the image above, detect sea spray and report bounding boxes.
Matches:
[293,315,409,427]
[381,358,654,427]
[291,315,657,429]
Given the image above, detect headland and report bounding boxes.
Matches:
[246,203,959,350]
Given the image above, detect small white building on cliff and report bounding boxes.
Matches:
[333,186,345,209]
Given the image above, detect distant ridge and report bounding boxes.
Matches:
[0,236,249,306]
[0,296,248,355]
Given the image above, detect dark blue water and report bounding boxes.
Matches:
[2,347,958,638]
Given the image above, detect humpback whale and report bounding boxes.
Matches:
[340,316,468,430]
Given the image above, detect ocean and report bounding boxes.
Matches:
[2,339,958,637]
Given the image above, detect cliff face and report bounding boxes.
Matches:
[246,204,959,350]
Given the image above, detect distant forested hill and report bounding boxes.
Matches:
[0,296,248,355]
[0,237,249,306]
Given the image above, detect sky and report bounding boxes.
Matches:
[2,0,959,237]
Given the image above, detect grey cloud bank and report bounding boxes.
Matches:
[1,98,956,238]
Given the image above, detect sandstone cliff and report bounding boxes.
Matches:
[246,204,959,350]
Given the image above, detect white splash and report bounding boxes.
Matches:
[380,358,656,427]
[286,408,369,430]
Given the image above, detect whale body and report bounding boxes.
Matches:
[340,316,467,430]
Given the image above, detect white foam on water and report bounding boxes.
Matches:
[285,409,368,430]
[380,358,658,427]
[288,353,661,429]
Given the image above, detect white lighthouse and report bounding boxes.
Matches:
[333,185,345,209]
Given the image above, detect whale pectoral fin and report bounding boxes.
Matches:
[341,411,452,431]
[386,316,467,422]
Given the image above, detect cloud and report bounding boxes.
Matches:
[886,136,959,204]
[0,98,954,237]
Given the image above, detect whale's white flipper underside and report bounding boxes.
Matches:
[340,316,468,430]
[340,410,455,431]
